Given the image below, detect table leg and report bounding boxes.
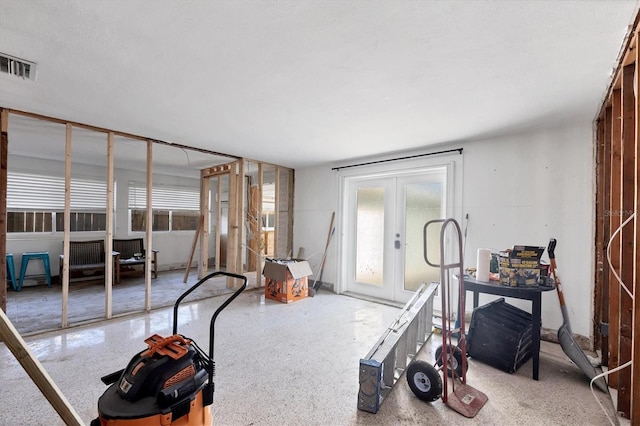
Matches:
[473,291,479,309]
[532,295,541,380]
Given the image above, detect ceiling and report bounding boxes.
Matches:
[0,1,638,170]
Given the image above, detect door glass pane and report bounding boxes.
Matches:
[404,182,442,292]
[355,187,385,286]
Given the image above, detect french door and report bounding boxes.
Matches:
[344,168,447,304]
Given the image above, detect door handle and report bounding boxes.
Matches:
[395,240,401,249]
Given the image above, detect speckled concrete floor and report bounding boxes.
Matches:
[1,289,619,426]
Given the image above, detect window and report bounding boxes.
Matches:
[128,182,200,232]
[6,171,110,233]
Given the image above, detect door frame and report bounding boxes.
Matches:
[335,153,464,298]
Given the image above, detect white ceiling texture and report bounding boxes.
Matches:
[0,1,638,170]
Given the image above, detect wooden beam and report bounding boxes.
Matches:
[594,114,606,356]
[202,163,232,179]
[199,168,210,278]
[236,160,245,274]
[61,124,72,328]
[105,132,115,319]
[0,309,83,425]
[145,140,153,311]
[227,161,239,278]
[617,63,635,418]
[0,109,8,313]
[274,167,280,258]
[602,106,613,367]
[286,168,294,258]
[248,184,259,271]
[256,161,264,286]
[5,108,239,161]
[609,89,622,388]
[631,29,640,424]
[215,175,222,271]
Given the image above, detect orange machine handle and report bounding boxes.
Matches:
[141,334,190,360]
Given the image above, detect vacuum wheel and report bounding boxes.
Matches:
[435,344,467,378]
[406,360,442,402]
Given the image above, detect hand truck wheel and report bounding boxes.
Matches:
[406,360,442,402]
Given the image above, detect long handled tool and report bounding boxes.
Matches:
[547,238,607,393]
[310,211,335,295]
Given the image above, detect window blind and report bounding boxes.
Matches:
[128,182,200,211]
[7,172,110,210]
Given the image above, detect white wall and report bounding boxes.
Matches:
[7,155,203,281]
[294,121,595,339]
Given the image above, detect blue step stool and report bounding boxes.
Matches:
[6,253,17,291]
[18,252,52,291]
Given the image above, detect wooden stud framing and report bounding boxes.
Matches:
[602,106,613,367]
[608,88,622,389]
[0,109,8,313]
[632,29,640,424]
[216,175,222,272]
[617,63,635,416]
[248,183,259,271]
[5,108,239,162]
[199,168,210,279]
[145,140,153,311]
[274,167,280,258]
[594,111,606,359]
[227,161,239,278]
[236,160,245,274]
[286,168,294,258]
[105,132,115,319]
[256,162,264,286]
[202,163,232,179]
[61,124,72,328]
[596,17,640,421]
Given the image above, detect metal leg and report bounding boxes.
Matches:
[6,254,17,291]
[532,295,541,380]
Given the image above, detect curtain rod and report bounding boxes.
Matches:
[331,148,463,171]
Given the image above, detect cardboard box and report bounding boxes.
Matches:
[499,245,545,287]
[263,259,312,303]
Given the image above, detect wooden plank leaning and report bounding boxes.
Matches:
[0,309,83,425]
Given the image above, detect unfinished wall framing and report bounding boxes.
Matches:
[0,108,293,328]
[594,14,640,421]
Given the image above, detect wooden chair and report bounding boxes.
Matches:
[60,240,110,283]
[113,238,158,284]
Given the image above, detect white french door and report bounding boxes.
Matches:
[344,167,447,304]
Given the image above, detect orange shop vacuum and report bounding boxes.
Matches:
[91,271,247,426]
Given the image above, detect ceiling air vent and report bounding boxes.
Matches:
[0,53,37,81]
